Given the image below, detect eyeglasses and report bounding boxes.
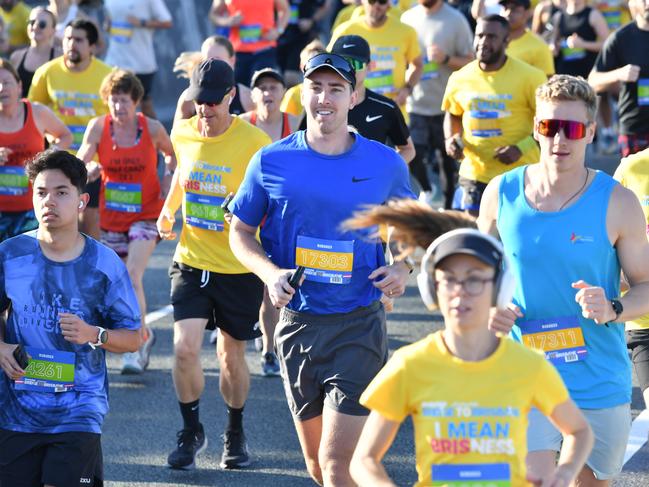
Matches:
[536,119,589,140]
[344,57,366,71]
[368,0,389,4]
[435,277,494,296]
[28,19,48,29]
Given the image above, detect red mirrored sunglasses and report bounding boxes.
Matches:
[536,119,589,140]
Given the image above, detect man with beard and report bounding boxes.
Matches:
[29,19,112,241]
[442,14,546,214]
[229,53,414,485]
[401,0,474,208]
[589,0,649,156]
[330,0,424,117]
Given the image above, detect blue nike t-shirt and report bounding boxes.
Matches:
[0,232,140,434]
[231,131,415,314]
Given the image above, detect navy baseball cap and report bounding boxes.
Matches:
[331,35,371,64]
[187,59,235,104]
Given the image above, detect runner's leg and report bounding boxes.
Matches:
[173,318,208,402]
[318,408,367,487]
[293,415,324,485]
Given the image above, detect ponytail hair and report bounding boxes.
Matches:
[343,199,477,255]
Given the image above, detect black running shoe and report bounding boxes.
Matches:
[219,429,250,469]
[167,425,207,469]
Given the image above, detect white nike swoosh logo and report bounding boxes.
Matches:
[365,115,383,122]
[342,44,355,48]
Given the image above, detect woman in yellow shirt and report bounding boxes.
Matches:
[345,200,594,487]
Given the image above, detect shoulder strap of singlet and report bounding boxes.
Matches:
[281,112,291,138]
[18,49,28,70]
[250,111,257,126]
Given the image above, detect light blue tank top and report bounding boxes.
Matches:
[498,166,630,409]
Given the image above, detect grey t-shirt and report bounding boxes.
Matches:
[401,4,474,117]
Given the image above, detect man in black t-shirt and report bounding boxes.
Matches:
[330,35,415,163]
[589,0,649,156]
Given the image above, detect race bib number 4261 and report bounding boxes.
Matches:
[14,347,75,393]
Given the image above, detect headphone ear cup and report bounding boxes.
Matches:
[417,270,437,311]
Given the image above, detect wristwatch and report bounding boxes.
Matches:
[402,256,415,274]
[89,326,108,350]
[609,299,623,322]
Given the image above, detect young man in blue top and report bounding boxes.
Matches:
[0,149,141,487]
[478,75,649,486]
[229,52,415,486]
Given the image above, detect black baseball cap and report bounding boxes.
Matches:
[250,68,285,89]
[331,35,370,64]
[303,52,356,90]
[431,229,503,269]
[187,59,235,104]
[499,0,531,9]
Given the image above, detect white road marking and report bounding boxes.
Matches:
[144,305,173,325]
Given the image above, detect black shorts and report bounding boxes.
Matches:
[452,177,488,211]
[169,261,263,340]
[0,429,103,487]
[135,72,155,100]
[627,328,649,392]
[86,179,100,208]
[276,301,388,420]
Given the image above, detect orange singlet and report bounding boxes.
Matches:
[0,100,46,212]
[228,0,276,53]
[97,112,162,232]
[250,111,292,139]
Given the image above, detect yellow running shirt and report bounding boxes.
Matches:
[330,15,421,104]
[0,1,30,49]
[507,30,555,77]
[614,149,649,330]
[442,57,546,184]
[28,57,113,151]
[171,116,271,274]
[361,331,569,487]
[280,83,303,117]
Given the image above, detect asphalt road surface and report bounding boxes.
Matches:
[100,149,649,486]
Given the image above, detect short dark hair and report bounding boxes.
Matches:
[479,14,511,32]
[66,18,99,46]
[26,149,88,193]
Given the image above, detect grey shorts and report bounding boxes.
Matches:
[527,403,631,480]
[275,301,387,421]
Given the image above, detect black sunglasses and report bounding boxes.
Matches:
[303,53,355,78]
[28,19,48,29]
[368,0,389,4]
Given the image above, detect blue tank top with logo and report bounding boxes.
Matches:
[497,165,630,409]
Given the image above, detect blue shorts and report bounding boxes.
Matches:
[527,403,631,479]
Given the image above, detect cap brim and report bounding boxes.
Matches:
[303,64,355,89]
[433,247,499,269]
[252,72,285,89]
[186,85,229,104]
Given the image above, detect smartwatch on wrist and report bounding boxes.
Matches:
[609,299,623,322]
[89,326,108,350]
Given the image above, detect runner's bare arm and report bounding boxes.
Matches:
[174,88,195,123]
[59,312,141,353]
[395,136,415,164]
[32,103,73,149]
[477,176,502,238]
[77,117,103,163]
[149,118,177,197]
[350,411,400,486]
[229,215,296,307]
[156,166,184,240]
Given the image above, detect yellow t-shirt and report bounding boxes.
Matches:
[614,150,649,330]
[441,57,546,184]
[28,57,113,151]
[332,4,357,32]
[0,1,30,49]
[171,116,271,274]
[280,83,303,117]
[361,331,569,487]
[330,16,421,105]
[507,30,555,77]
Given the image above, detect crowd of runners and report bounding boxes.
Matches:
[1,0,649,486]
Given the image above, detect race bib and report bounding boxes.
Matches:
[468,110,503,138]
[520,316,588,365]
[295,236,354,285]
[638,79,649,106]
[432,463,511,486]
[185,192,225,231]
[105,182,142,213]
[239,24,262,43]
[15,348,75,393]
[561,40,586,61]
[422,59,440,81]
[365,69,395,95]
[110,21,134,43]
[0,166,28,196]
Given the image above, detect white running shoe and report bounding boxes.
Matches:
[121,351,143,375]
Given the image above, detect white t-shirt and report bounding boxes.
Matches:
[104,0,172,74]
[401,4,474,117]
